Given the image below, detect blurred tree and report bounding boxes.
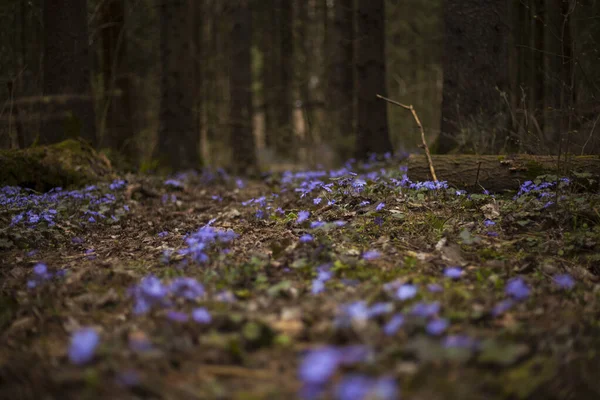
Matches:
[355,0,392,159]
[99,0,134,158]
[155,0,200,170]
[42,0,96,146]
[229,0,256,173]
[327,0,355,162]
[275,0,296,160]
[438,0,508,153]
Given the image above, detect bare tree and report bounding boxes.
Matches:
[229,0,256,173]
[355,0,392,159]
[42,0,96,146]
[438,0,509,153]
[99,0,134,158]
[155,0,200,170]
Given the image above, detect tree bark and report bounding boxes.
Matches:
[275,0,296,160]
[156,0,200,171]
[438,0,509,154]
[355,0,392,159]
[42,0,96,146]
[407,154,600,192]
[99,0,135,159]
[328,0,355,162]
[229,0,257,174]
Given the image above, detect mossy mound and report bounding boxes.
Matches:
[0,139,115,192]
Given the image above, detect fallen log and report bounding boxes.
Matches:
[0,139,114,192]
[407,154,600,192]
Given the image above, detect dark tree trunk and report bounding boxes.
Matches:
[229,0,256,174]
[100,0,134,158]
[260,0,278,150]
[275,0,296,160]
[438,0,509,154]
[156,0,200,171]
[42,0,96,146]
[355,0,392,159]
[328,0,355,162]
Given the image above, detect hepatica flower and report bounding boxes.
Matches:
[192,307,212,324]
[335,375,398,400]
[297,210,310,224]
[411,301,441,318]
[491,299,514,317]
[68,328,100,365]
[552,274,575,290]
[300,234,314,243]
[444,266,463,279]
[396,284,418,300]
[166,310,189,323]
[299,346,341,386]
[505,277,530,300]
[362,250,381,261]
[426,318,449,336]
[483,219,496,227]
[383,313,405,336]
[375,202,385,211]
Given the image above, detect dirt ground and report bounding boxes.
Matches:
[1,158,600,400]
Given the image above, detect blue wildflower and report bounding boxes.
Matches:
[68,328,100,365]
[362,250,381,261]
[426,318,449,336]
[383,314,405,336]
[444,267,463,279]
[552,274,575,290]
[300,234,314,243]
[396,284,418,300]
[375,202,385,211]
[297,210,310,224]
[505,277,530,300]
[192,307,212,324]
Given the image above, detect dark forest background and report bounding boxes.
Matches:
[0,0,599,173]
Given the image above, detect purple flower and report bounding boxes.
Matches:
[166,310,189,322]
[297,210,310,224]
[552,274,575,290]
[169,277,205,300]
[88,216,96,223]
[396,284,418,300]
[505,277,530,300]
[444,267,463,279]
[192,307,212,324]
[443,334,478,349]
[313,197,322,205]
[491,299,514,317]
[312,279,325,294]
[362,250,381,261]
[335,375,398,400]
[486,231,499,237]
[300,234,314,243]
[310,221,325,229]
[68,328,100,365]
[298,347,340,385]
[383,314,405,336]
[426,318,449,336]
[483,219,496,227]
[158,231,168,238]
[427,283,443,293]
[33,263,48,277]
[411,302,441,318]
[375,202,385,211]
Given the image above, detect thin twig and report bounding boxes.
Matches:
[376,94,438,182]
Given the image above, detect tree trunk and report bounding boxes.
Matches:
[275,0,296,160]
[99,0,135,159]
[42,0,96,146]
[156,0,200,171]
[229,0,256,174]
[328,0,355,162]
[438,0,509,153]
[355,0,392,159]
[407,154,600,192]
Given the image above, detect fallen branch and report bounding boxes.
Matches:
[376,94,437,182]
[407,154,600,192]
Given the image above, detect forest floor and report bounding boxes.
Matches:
[2,157,600,400]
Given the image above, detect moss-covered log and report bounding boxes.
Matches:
[0,140,114,192]
[407,154,600,192]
